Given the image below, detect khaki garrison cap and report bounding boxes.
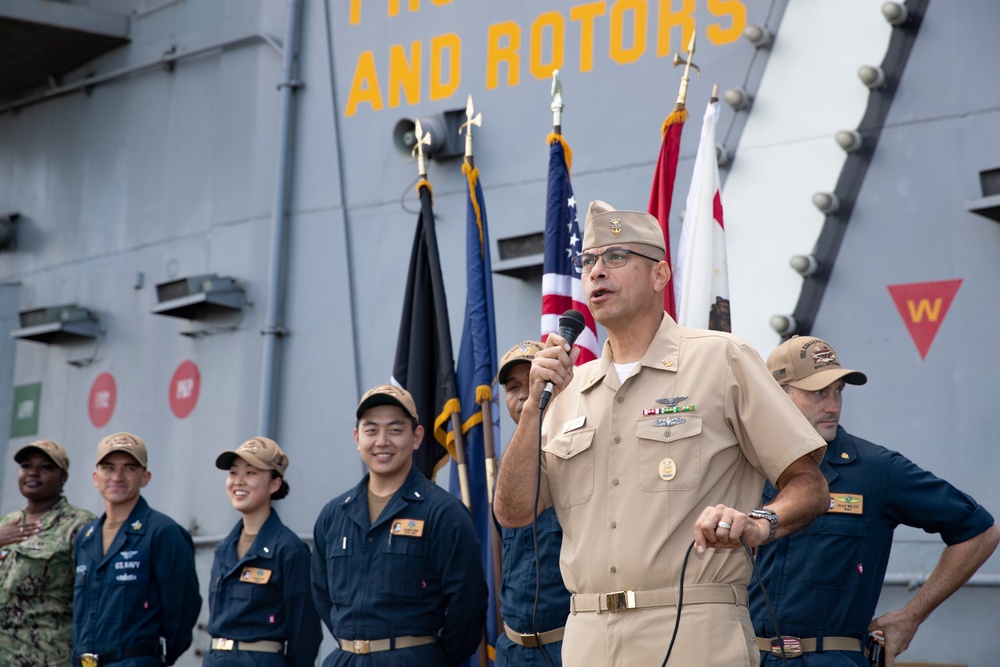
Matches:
[582,200,666,257]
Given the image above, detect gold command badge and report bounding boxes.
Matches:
[658,457,677,481]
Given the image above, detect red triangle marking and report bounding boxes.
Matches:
[886,279,962,360]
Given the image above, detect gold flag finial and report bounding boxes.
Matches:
[672,28,700,107]
[550,69,564,132]
[412,118,432,178]
[459,94,482,164]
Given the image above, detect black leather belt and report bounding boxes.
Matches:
[75,644,160,666]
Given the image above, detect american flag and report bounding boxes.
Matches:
[541,135,598,363]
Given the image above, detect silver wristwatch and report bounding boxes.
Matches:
[748,508,779,544]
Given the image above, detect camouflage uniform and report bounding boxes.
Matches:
[0,497,95,667]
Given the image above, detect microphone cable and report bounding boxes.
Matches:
[530,409,556,667]
[659,536,788,667]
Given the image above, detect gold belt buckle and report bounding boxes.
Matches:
[770,636,803,658]
[80,654,99,667]
[605,590,636,612]
[351,640,371,655]
[215,638,235,651]
[519,633,540,648]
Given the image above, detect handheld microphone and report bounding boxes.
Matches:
[538,309,587,411]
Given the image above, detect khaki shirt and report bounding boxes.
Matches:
[0,497,95,667]
[539,315,825,665]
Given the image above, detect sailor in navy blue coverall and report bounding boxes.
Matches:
[311,384,487,666]
[73,432,201,667]
[750,337,999,666]
[205,437,322,666]
[493,341,570,666]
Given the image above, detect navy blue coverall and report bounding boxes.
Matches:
[204,510,322,666]
[311,466,488,666]
[750,426,995,666]
[73,496,201,666]
[495,506,570,666]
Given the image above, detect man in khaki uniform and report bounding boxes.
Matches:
[495,200,830,666]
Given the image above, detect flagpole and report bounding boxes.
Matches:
[462,95,505,646]
[551,69,563,135]
[411,124,473,509]
[672,29,699,111]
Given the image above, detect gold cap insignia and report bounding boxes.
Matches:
[610,218,622,235]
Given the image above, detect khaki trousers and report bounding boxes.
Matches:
[561,601,757,667]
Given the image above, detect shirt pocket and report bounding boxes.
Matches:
[542,427,595,509]
[379,536,433,601]
[635,415,703,491]
[803,515,869,591]
[325,540,353,603]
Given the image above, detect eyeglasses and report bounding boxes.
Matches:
[570,248,662,273]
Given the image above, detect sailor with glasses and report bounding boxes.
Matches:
[494,199,828,666]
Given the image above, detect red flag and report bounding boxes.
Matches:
[648,105,687,319]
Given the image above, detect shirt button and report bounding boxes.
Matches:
[613,436,621,444]
[611,478,619,486]
[367,537,373,542]
[610,521,617,529]
[610,566,617,573]
[616,397,625,404]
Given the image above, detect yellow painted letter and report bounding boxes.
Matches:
[430,33,461,101]
[656,0,695,58]
[707,0,745,44]
[345,50,383,117]
[609,0,647,65]
[531,11,565,80]
[570,2,606,73]
[486,21,521,90]
[907,298,943,323]
[388,42,421,108]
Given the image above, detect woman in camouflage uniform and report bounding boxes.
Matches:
[0,439,95,667]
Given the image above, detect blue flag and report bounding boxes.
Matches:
[452,162,501,665]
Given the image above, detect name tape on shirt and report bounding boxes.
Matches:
[240,567,272,584]
[391,519,425,537]
[828,493,864,514]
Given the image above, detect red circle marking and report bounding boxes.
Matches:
[169,360,201,419]
[89,372,117,428]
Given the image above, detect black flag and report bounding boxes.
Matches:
[391,179,459,480]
